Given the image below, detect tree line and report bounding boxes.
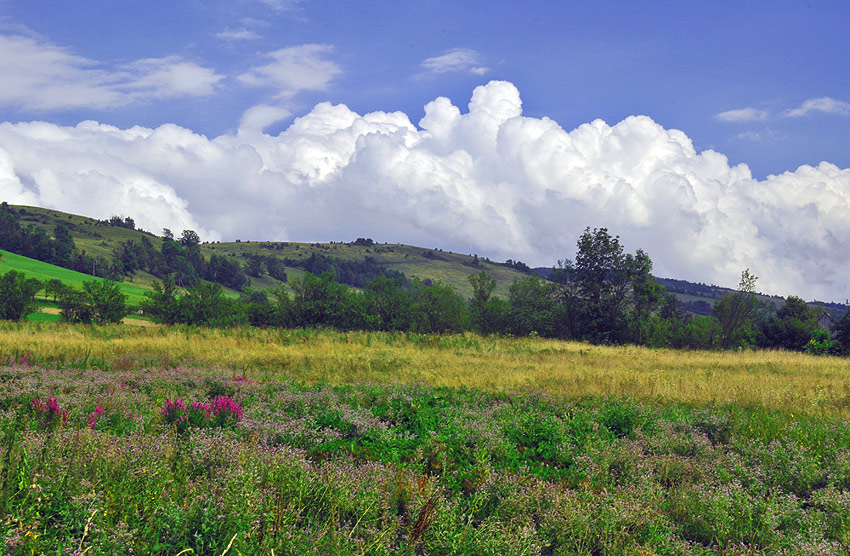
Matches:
[134,227,850,355]
[2,215,848,355]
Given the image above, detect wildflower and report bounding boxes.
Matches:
[88,406,105,430]
[30,397,68,429]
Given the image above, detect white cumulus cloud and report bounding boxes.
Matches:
[1,81,850,301]
[784,97,850,117]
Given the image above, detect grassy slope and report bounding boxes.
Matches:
[11,204,533,298]
[0,249,150,306]
[205,241,528,298]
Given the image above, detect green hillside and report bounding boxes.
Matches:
[9,205,535,299]
[203,241,531,298]
[0,249,150,306]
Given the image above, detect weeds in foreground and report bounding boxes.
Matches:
[1,363,850,554]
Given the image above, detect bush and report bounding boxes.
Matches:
[804,328,839,356]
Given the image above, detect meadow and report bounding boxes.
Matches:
[3,323,850,554]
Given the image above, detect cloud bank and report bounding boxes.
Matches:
[1,81,849,301]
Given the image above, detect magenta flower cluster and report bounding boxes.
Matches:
[88,406,105,429]
[30,397,68,428]
[161,395,243,432]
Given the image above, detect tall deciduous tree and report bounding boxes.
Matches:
[713,269,762,348]
[141,274,182,324]
[468,270,498,334]
[558,227,662,344]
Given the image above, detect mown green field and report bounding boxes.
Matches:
[0,249,151,306]
[3,324,850,554]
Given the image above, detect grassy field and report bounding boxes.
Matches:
[3,322,850,417]
[4,324,850,554]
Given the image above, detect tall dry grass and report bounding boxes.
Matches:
[3,321,850,416]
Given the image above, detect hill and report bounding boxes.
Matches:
[8,205,535,298]
[10,204,848,315]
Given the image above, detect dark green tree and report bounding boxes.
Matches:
[0,202,24,253]
[506,277,556,336]
[714,269,762,348]
[831,309,850,356]
[245,256,265,278]
[265,257,288,282]
[289,272,357,329]
[409,280,470,333]
[58,290,94,324]
[51,223,76,267]
[628,250,665,343]
[43,278,68,302]
[140,275,182,325]
[82,280,127,324]
[0,270,41,321]
[179,281,233,326]
[760,295,819,351]
[468,271,500,334]
[559,227,660,344]
[179,229,201,249]
[362,276,413,331]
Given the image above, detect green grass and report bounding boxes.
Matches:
[0,249,151,306]
[24,311,61,323]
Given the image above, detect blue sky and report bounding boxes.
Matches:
[3,1,848,177]
[1,1,849,300]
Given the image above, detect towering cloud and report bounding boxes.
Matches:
[1,81,849,301]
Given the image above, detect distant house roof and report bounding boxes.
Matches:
[818,312,838,335]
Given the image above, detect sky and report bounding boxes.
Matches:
[0,1,849,302]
